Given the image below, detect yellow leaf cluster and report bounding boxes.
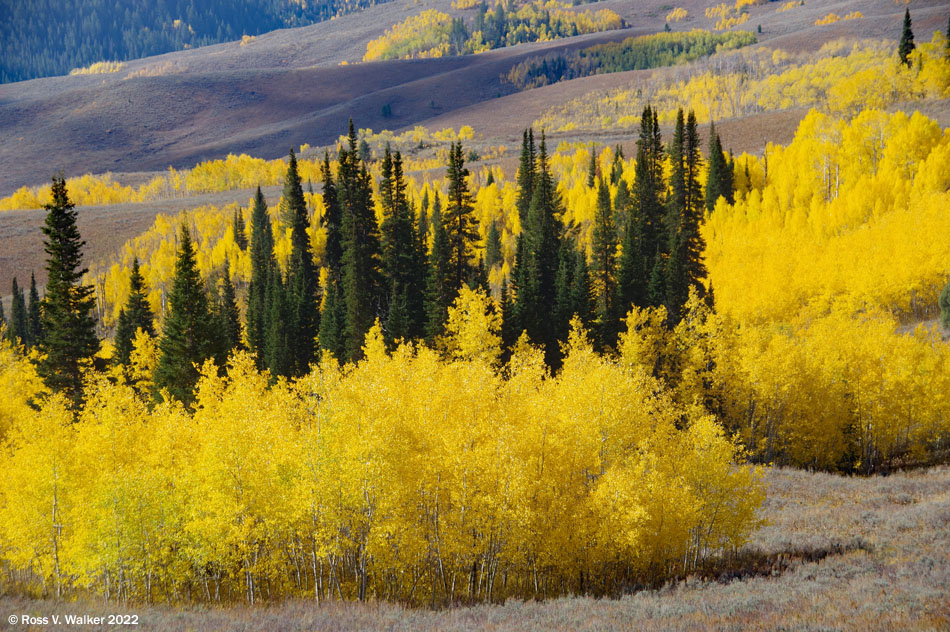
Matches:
[0,312,762,603]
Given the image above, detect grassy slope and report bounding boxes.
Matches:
[2,466,948,631]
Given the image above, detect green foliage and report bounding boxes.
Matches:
[444,142,478,293]
[899,8,915,67]
[9,278,29,346]
[36,177,99,407]
[213,261,243,365]
[246,187,274,368]
[424,195,453,340]
[704,123,733,212]
[114,257,154,366]
[154,223,215,404]
[283,149,319,376]
[591,177,618,347]
[504,30,756,90]
[340,121,384,361]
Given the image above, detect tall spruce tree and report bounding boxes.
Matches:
[516,129,536,225]
[283,148,319,375]
[246,187,274,368]
[27,273,43,347]
[665,110,707,324]
[485,221,502,270]
[620,105,667,311]
[591,177,619,348]
[37,176,99,406]
[9,277,28,345]
[154,223,215,404]
[339,120,383,361]
[513,132,563,364]
[263,271,291,378]
[321,152,343,273]
[380,146,426,343]
[318,151,347,362]
[114,257,154,366]
[444,141,478,294]
[899,8,915,67]
[232,207,248,250]
[705,122,733,212]
[424,195,453,340]
[212,261,243,365]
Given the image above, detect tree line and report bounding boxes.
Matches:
[2,111,734,409]
[1,0,391,83]
[503,30,756,91]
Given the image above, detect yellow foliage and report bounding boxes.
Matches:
[69,61,124,75]
[666,7,687,22]
[814,13,840,26]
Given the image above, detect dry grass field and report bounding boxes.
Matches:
[2,466,947,631]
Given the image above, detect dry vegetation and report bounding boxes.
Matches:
[2,466,947,631]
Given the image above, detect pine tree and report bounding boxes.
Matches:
[213,261,242,365]
[620,105,666,311]
[283,148,319,375]
[263,271,291,378]
[232,207,248,250]
[318,276,346,361]
[899,8,915,67]
[114,257,154,366]
[321,152,343,272]
[665,110,707,324]
[339,120,383,361]
[246,186,274,368]
[610,145,624,184]
[27,273,43,347]
[513,132,563,364]
[516,129,536,225]
[36,176,99,407]
[10,278,28,345]
[705,123,733,212]
[424,198,453,340]
[570,248,595,329]
[485,221,502,271]
[592,177,618,348]
[380,146,426,343]
[445,141,478,293]
[586,150,597,188]
[154,223,215,404]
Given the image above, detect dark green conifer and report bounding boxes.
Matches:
[591,177,618,348]
[37,176,99,407]
[321,152,343,272]
[665,110,707,324]
[899,8,915,66]
[516,129,536,224]
[586,150,597,187]
[445,141,478,293]
[380,147,426,343]
[27,273,43,347]
[263,271,291,378]
[114,257,154,366]
[424,198,453,340]
[318,277,346,361]
[513,132,563,364]
[705,123,733,212]
[10,278,28,345]
[232,207,248,250]
[213,261,243,365]
[154,223,215,404]
[246,186,274,368]
[283,148,319,375]
[339,120,384,361]
[485,221,502,269]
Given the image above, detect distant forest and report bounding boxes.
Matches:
[0,0,388,83]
